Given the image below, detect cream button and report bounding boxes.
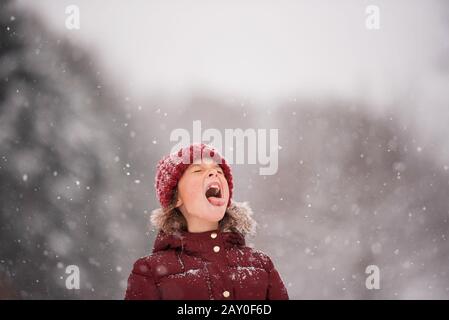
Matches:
[213,245,220,253]
[210,232,218,239]
[223,290,230,298]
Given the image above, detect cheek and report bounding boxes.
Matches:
[221,177,230,199]
[178,176,204,203]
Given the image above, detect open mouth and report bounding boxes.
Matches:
[205,183,222,198]
[204,182,226,207]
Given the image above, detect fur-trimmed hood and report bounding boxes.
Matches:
[150,201,257,237]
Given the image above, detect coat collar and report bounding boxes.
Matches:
[152,229,246,255]
[151,201,257,236]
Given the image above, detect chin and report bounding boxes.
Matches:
[203,205,226,222]
[211,212,226,223]
[193,200,225,221]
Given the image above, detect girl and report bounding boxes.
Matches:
[125,143,289,300]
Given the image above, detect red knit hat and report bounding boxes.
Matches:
[155,143,233,208]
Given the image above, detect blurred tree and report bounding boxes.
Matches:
[0,0,134,299]
[266,100,449,299]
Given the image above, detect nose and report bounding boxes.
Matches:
[208,169,218,177]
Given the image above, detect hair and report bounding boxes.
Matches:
[154,189,188,233]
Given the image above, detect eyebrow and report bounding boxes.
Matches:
[190,164,222,170]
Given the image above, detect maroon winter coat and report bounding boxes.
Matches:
[125,202,289,300]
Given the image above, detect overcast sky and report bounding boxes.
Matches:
[16,0,448,103]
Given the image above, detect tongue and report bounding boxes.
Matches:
[207,196,226,206]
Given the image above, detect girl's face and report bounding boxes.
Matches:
[175,158,229,231]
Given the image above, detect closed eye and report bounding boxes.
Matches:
[214,166,224,174]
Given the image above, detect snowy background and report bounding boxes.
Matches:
[1,0,449,299]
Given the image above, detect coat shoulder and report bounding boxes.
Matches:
[248,248,276,272]
[228,245,275,272]
[131,250,183,279]
[130,255,153,276]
